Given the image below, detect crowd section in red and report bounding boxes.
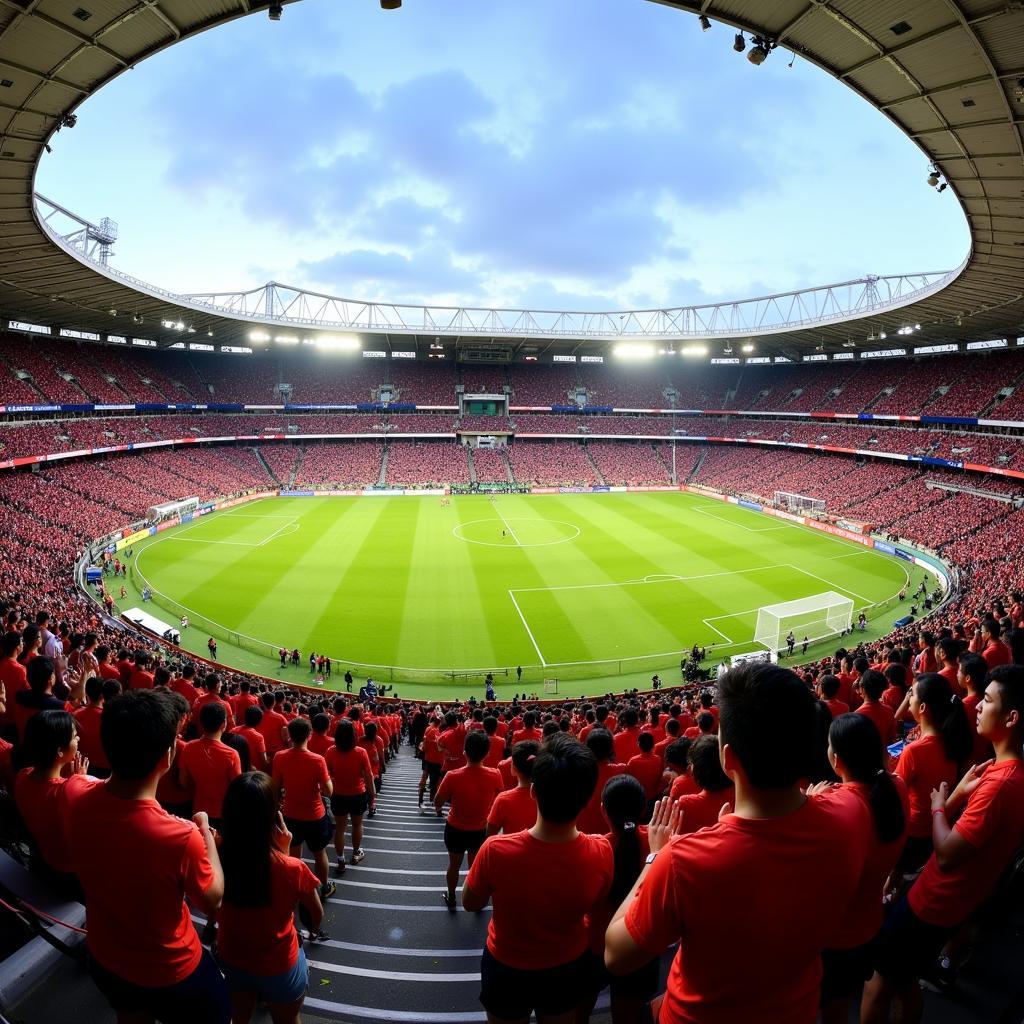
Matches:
[4,332,1024,416]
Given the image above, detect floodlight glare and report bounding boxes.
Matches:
[681,344,708,357]
[613,342,655,360]
[316,334,361,352]
[274,334,300,345]
[248,330,271,343]
[742,343,755,353]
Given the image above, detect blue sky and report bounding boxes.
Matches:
[36,0,968,311]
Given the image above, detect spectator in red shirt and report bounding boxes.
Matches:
[482,715,505,768]
[682,710,714,741]
[437,710,468,774]
[863,664,1024,1023]
[606,662,870,1024]
[229,679,258,724]
[272,718,334,900]
[892,673,972,876]
[676,735,735,834]
[127,651,155,691]
[257,691,289,759]
[811,712,908,1024]
[65,689,229,1023]
[435,729,502,912]
[855,670,897,744]
[192,673,234,732]
[169,663,200,706]
[935,637,962,689]
[307,712,333,757]
[179,702,241,826]
[417,713,444,806]
[578,728,626,835]
[819,674,849,719]
[325,719,375,874]
[463,733,613,1021]
[613,708,643,763]
[217,771,323,1024]
[73,676,110,776]
[486,740,539,836]
[971,617,1012,669]
[626,731,664,804]
[958,652,994,766]
[235,705,270,773]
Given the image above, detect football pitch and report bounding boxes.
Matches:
[124,492,916,698]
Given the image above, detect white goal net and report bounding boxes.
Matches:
[753,591,853,654]
[543,678,559,694]
[774,490,825,513]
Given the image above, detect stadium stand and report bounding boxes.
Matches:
[385,441,470,486]
[508,362,579,405]
[470,446,512,483]
[588,442,674,485]
[292,442,384,488]
[508,441,600,486]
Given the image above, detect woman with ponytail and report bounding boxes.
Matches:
[893,672,972,873]
[808,713,908,1024]
[578,773,658,1024]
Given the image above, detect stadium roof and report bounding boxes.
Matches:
[0,0,1022,358]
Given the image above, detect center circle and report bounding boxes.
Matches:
[453,517,581,548]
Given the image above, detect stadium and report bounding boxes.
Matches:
[0,1,1023,1023]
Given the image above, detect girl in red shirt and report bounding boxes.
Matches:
[810,712,908,1024]
[325,720,375,874]
[218,772,323,1024]
[486,740,539,836]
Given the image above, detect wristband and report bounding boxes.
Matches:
[932,808,946,816]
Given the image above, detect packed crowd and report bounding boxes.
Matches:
[1,595,1021,1024]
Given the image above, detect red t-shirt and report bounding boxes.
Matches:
[14,770,97,872]
[614,727,642,764]
[191,693,234,731]
[670,772,701,801]
[73,703,109,770]
[578,762,626,834]
[157,736,192,807]
[358,735,384,778]
[169,676,200,706]
[961,693,994,766]
[235,725,268,769]
[497,756,515,790]
[894,734,959,838]
[229,692,258,723]
[510,727,543,747]
[128,669,154,691]
[467,830,613,969]
[980,640,1011,670]
[677,787,735,835]
[421,725,444,765]
[218,852,320,976]
[909,758,1024,928]
[627,752,665,800]
[484,734,505,768]
[64,786,215,986]
[624,796,870,1024]
[308,732,332,757]
[258,708,289,755]
[856,701,896,744]
[179,737,241,818]
[325,745,372,796]
[273,747,330,821]
[814,780,909,948]
[825,699,849,719]
[487,786,537,834]
[435,763,503,831]
[438,724,468,771]
[589,826,651,953]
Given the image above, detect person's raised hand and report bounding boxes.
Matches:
[273,811,293,852]
[952,759,994,804]
[930,781,949,814]
[647,797,682,853]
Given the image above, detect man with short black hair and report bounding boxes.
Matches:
[178,702,240,827]
[65,690,229,1022]
[605,662,869,1022]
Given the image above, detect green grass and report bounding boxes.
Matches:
[114,492,920,700]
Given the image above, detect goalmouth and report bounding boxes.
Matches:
[753,591,853,655]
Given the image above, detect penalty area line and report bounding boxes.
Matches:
[508,590,547,666]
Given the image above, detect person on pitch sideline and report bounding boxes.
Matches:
[325,718,375,874]
[435,728,503,912]
[486,740,539,836]
[463,733,613,1023]
[862,664,1024,1024]
[806,713,908,1024]
[217,772,323,1024]
[605,662,870,1024]
[64,690,230,1024]
[272,717,335,901]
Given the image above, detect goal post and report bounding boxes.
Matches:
[753,591,854,654]
[543,678,559,695]
[774,490,825,513]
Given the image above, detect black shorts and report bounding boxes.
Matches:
[89,949,230,1023]
[331,792,369,818]
[872,896,952,986]
[821,942,875,1003]
[895,834,933,877]
[480,946,597,1018]
[373,776,382,794]
[284,813,333,854]
[588,954,659,1001]
[444,822,486,855]
[425,761,442,784]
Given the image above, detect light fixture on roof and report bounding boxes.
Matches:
[614,342,655,360]
[926,168,940,187]
[699,14,711,31]
[747,36,775,65]
[268,3,282,20]
[1015,77,1024,103]
[381,0,402,8]
[107,308,117,316]
[315,334,360,352]
[879,330,887,340]
[733,32,746,53]
[60,113,77,129]
[131,313,143,325]
[955,314,963,327]
[742,343,755,353]
[723,343,733,355]
[843,339,856,348]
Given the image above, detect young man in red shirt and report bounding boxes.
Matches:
[578,728,626,835]
[191,673,234,732]
[435,729,502,912]
[482,716,505,768]
[605,661,870,1024]
[234,705,270,772]
[510,710,543,747]
[73,676,110,777]
[862,664,1024,1024]
[272,717,334,900]
[168,662,200,706]
[257,690,289,761]
[626,731,664,804]
[127,651,155,691]
[417,713,444,807]
[613,707,643,763]
[64,689,229,1023]
[178,702,241,828]
[818,674,849,719]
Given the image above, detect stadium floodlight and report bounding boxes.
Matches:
[315,333,361,352]
[681,344,708,357]
[699,14,711,31]
[273,334,300,345]
[613,342,655,360]
[742,343,755,353]
[268,3,282,20]
[248,330,271,343]
[733,32,746,52]
[381,0,402,8]
[927,168,940,187]
[754,592,853,655]
[747,37,772,65]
